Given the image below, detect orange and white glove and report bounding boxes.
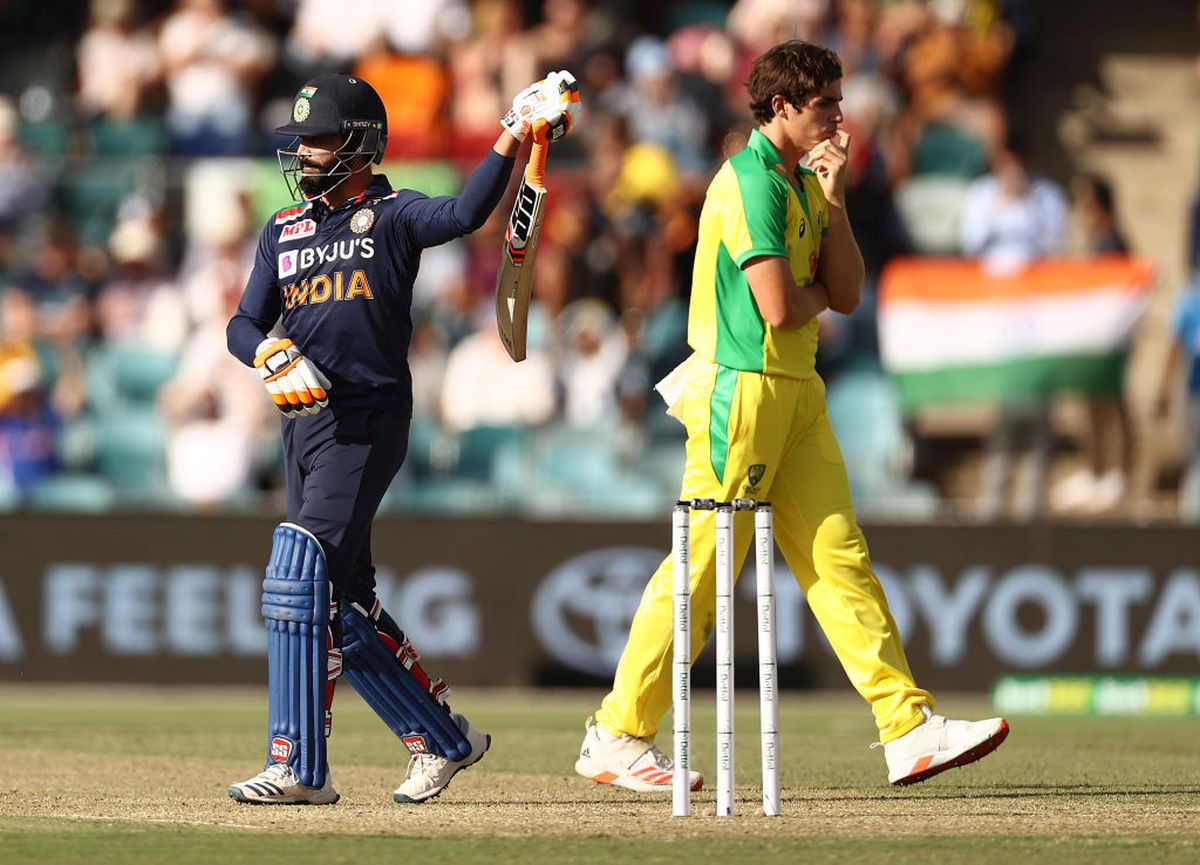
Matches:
[253,337,331,417]
[501,70,582,143]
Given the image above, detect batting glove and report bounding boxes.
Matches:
[253,337,331,417]
[501,70,582,143]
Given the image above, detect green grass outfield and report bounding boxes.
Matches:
[0,686,1197,864]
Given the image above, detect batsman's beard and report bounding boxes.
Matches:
[299,169,340,199]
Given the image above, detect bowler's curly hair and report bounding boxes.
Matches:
[747,41,843,126]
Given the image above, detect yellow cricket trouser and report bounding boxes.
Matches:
[595,358,932,743]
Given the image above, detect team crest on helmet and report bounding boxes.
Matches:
[350,208,375,234]
[293,97,311,123]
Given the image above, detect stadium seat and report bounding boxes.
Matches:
[58,162,138,246]
[636,441,686,498]
[55,416,96,471]
[388,479,500,515]
[640,298,690,375]
[579,473,669,519]
[107,345,179,404]
[825,367,940,519]
[28,473,116,513]
[404,415,440,481]
[912,122,989,179]
[88,117,167,158]
[893,176,972,255]
[0,478,19,512]
[536,425,622,494]
[93,406,167,492]
[19,118,69,175]
[456,425,528,482]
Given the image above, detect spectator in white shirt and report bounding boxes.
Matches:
[961,132,1068,273]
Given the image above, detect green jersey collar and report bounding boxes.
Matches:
[747,128,813,226]
[747,127,784,165]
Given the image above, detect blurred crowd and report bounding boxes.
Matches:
[0,0,1194,521]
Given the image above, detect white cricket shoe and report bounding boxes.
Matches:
[883,708,1010,785]
[393,712,491,804]
[574,715,703,792]
[228,761,339,805]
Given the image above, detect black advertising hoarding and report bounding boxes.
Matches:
[0,514,1197,689]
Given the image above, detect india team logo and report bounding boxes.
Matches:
[350,208,375,234]
[293,97,311,123]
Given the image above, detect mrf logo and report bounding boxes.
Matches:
[270,736,294,761]
[402,734,429,754]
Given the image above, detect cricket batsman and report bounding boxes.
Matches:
[225,70,580,805]
[574,41,1008,792]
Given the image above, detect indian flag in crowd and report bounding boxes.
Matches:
[878,256,1154,412]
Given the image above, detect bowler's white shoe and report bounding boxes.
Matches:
[393,712,491,804]
[883,709,1009,785]
[228,761,339,804]
[574,715,703,792]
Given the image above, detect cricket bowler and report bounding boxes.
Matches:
[574,41,1008,793]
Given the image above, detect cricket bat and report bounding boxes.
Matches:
[494,141,548,362]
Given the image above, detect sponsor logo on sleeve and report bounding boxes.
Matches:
[278,250,298,279]
[279,219,316,242]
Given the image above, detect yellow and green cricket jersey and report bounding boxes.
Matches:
[689,128,829,379]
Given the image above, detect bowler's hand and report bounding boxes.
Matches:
[807,129,850,206]
[253,337,331,417]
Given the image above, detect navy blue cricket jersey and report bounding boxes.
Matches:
[227,150,515,411]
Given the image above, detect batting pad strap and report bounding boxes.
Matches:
[340,604,472,761]
[262,523,331,789]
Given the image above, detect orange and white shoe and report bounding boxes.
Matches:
[883,708,1009,785]
[574,715,703,792]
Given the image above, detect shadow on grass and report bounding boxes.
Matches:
[433,783,1200,808]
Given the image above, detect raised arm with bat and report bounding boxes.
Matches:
[496,70,582,361]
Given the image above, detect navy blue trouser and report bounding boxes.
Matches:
[282,404,409,608]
